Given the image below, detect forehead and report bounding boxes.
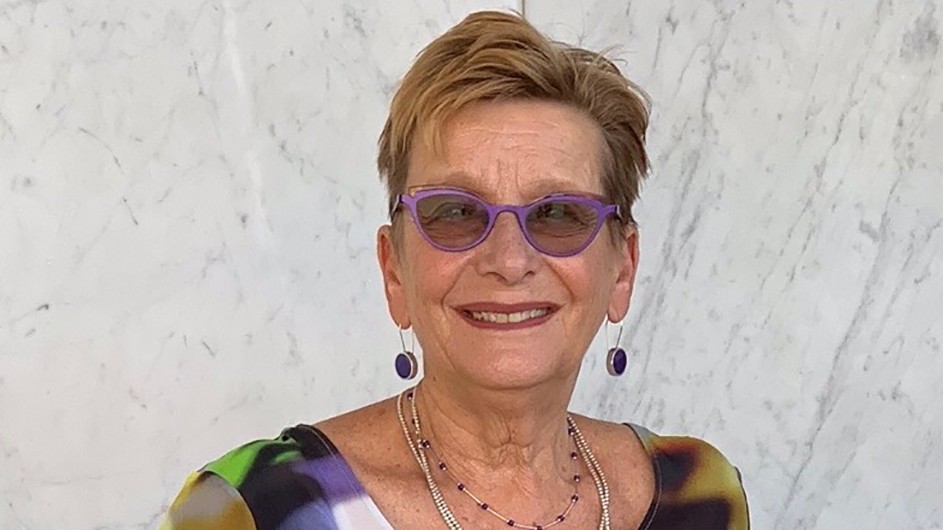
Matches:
[406,99,605,199]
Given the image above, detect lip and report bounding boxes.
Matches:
[454,302,559,331]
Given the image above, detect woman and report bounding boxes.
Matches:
[162,11,748,530]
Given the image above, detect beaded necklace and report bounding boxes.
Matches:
[395,387,611,530]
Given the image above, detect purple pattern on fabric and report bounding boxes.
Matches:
[292,455,366,504]
[278,500,342,530]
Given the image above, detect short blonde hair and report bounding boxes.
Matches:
[377,10,650,229]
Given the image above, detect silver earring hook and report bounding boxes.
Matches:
[606,320,623,349]
[398,326,414,353]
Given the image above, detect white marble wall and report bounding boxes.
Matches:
[0,0,940,529]
[528,1,943,528]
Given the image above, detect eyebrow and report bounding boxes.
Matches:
[409,171,599,201]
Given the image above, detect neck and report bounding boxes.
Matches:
[413,374,579,475]
[399,374,608,528]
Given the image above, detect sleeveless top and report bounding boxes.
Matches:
[160,424,749,529]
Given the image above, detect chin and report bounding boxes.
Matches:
[453,356,571,391]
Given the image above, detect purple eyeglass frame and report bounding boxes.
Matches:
[395,188,622,257]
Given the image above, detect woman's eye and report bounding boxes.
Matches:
[537,203,570,221]
[434,203,473,219]
[532,202,596,227]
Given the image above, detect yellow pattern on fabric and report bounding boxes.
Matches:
[159,472,256,530]
[643,433,750,530]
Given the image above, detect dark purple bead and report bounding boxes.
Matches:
[480,503,489,510]
[438,462,447,471]
[570,451,578,460]
[572,494,580,502]
[457,483,465,491]
[506,520,514,526]
[573,474,580,482]
[396,354,415,379]
[608,347,627,376]
[557,515,566,522]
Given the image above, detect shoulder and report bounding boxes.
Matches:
[629,424,744,493]
[629,424,750,530]
[568,416,656,527]
[314,396,408,477]
[201,424,334,488]
[160,472,256,530]
[162,425,349,530]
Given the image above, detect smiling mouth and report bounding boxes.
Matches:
[466,308,551,324]
[462,307,553,325]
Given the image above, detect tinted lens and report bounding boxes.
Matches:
[525,198,600,255]
[414,193,489,249]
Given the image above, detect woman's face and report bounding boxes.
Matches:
[378,99,639,390]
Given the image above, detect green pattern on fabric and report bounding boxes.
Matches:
[203,439,301,487]
[273,449,300,466]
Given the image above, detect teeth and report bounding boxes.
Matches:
[469,308,550,324]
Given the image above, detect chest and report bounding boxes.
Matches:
[358,467,648,530]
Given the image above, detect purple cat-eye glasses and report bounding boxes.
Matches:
[395,188,621,257]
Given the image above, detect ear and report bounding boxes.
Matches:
[377,224,411,328]
[608,224,640,323]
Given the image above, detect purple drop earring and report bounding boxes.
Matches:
[606,321,628,376]
[395,326,418,380]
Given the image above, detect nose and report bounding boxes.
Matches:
[473,210,539,284]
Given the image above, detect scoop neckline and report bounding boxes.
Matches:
[298,422,661,530]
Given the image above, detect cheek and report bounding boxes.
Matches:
[565,251,618,310]
[401,233,467,312]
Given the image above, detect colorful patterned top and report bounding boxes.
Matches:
[160,423,749,530]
